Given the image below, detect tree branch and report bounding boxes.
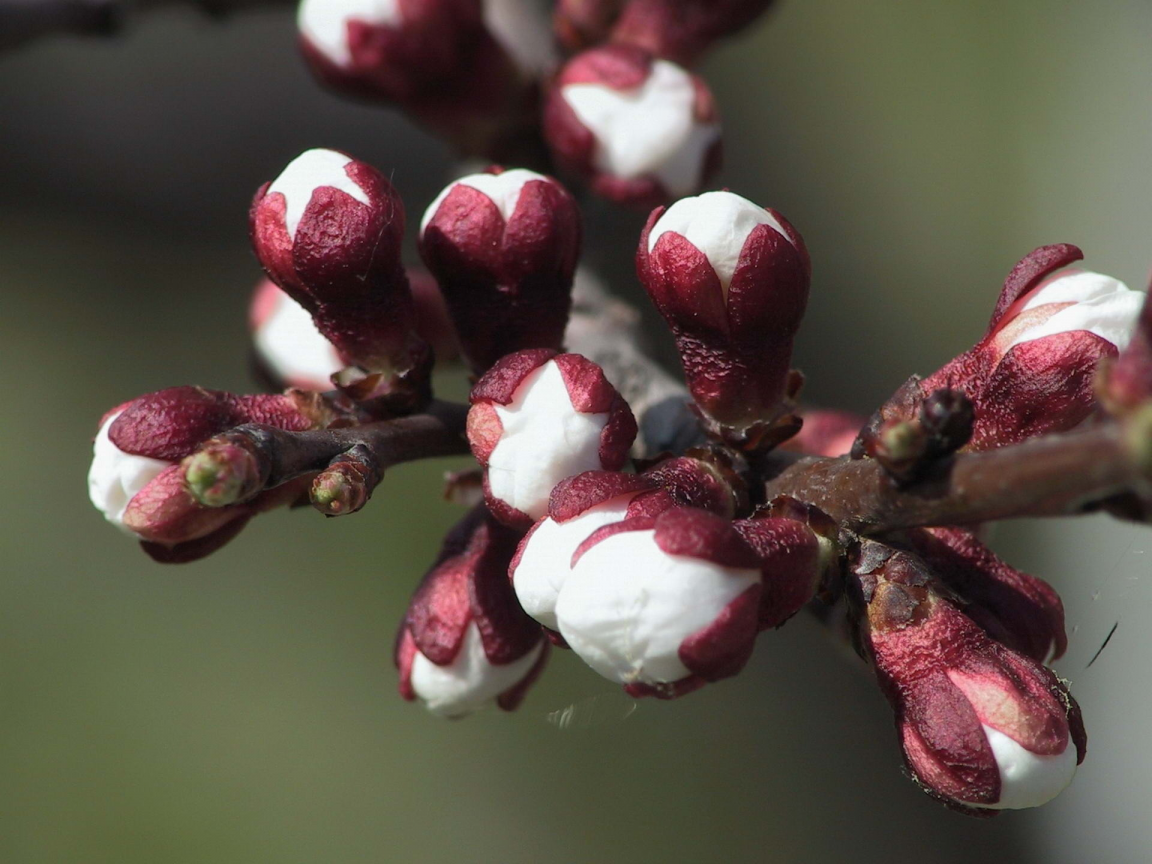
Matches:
[761,420,1145,534]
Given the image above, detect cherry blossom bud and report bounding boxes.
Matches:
[297,0,521,148]
[250,278,344,391]
[554,507,761,698]
[467,350,637,527]
[637,190,810,443]
[851,541,1086,813]
[250,148,431,404]
[780,409,865,458]
[419,167,581,374]
[734,498,837,630]
[610,0,776,67]
[510,457,740,635]
[87,387,329,560]
[889,246,1145,450]
[905,527,1067,664]
[543,45,721,207]
[395,507,547,717]
[1102,277,1152,413]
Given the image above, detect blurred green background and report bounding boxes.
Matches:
[1,1,1150,862]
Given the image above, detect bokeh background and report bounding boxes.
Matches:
[2,1,1150,861]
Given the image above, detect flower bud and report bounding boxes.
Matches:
[419,167,581,374]
[637,190,810,442]
[905,527,1067,664]
[250,149,431,403]
[250,278,345,391]
[543,45,721,207]
[510,456,741,635]
[780,408,864,458]
[734,498,837,630]
[297,0,522,152]
[395,506,548,717]
[852,541,1086,813]
[893,246,1145,450]
[554,507,762,698]
[467,350,637,527]
[610,0,776,66]
[87,387,326,559]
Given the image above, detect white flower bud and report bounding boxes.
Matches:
[297,0,400,68]
[1005,270,1145,352]
[975,725,1079,810]
[648,191,792,292]
[511,496,634,631]
[555,527,759,687]
[408,623,545,718]
[562,59,719,197]
[265,148,372,239]
[87,413,170,534]
[419,168,550,237]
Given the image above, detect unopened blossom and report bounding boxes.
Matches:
[852,541,1086,813]
[87,387,330,561]
[637,190,810,441]
[871,245,1145,451]
[419,167,581,374]
[395,507,547,717]
[250,148,430,399]
[543,45,721,207]
[554,507,761,698]
[467,350,637,527]
[297,0,521,151]
[510,458,737,633]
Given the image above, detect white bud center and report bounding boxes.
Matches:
[973,725,1078,810]
[409,623,543,718]
[254,287,343,390]
[266,148,371,240]
[298,0,400,67]
[562,60,719,197]
[87,412,172,534]
[648,190,791,293]
[420,168,549,237]
[486,361,609,521]
[1007,270,1145,352]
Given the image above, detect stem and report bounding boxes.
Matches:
[762,421,1141,534]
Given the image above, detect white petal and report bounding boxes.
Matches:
[562,60,719,197]
[420,168,549,237]
[555,529,759,686]
[486,361,609,520]
[266,148,372,239]
[409,623,543,717]
[1023,270,1131,310]
[512,497,634,630]
[973,725,1078,810]
[1009,287,1145,351]
[298,0,400,67]
[87,413,172,534]
[648,190,791,293]
[254,288,343,390]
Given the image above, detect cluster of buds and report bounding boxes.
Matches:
[89,129,1152,813]
[637,190,811,445]
[859,245,1145,459]
[554,0,775,66]
[850,541,1085,813]
[544,45,721,208]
